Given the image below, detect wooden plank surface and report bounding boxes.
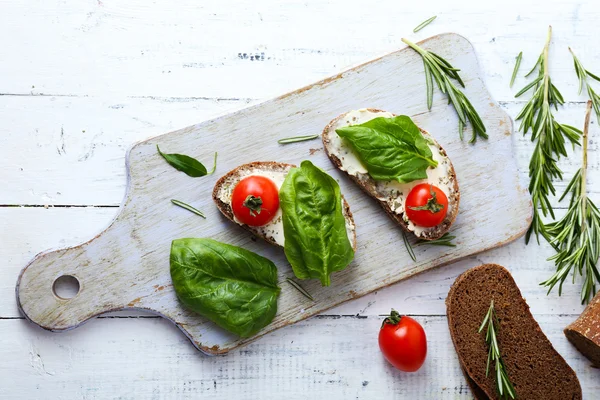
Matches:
[16,33,531,354]
[2,0,600,397]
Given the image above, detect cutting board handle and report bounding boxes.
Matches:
[16,225,145,331]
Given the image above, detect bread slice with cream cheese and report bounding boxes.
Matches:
[212,161,357,251]
[322,108,459,240]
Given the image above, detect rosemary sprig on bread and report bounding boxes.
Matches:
[478,300,517,399]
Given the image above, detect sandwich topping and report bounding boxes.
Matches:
[330,109,456,236]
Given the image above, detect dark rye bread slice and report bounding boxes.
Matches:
[565,291,600,367]
[446,264,582,400]
[212,161,357,250]
[322,109,459,240]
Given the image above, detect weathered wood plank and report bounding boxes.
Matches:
[1,315,598,399]
[1,0,600,101]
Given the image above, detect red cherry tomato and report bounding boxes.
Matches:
[378,310,427,372]
[231,176,280,226]
[405,183,448,227]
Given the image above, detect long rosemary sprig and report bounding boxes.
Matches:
[569,48,600,122]
[541,101,600,304]
[401,38,488,143]
[514,26,581,244]
[478,300,517,399]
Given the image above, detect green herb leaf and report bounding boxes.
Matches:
[510,52,522,88]
[479,300,517,399]
[415,232,456,247]
[401,230,417,262]
[515,27,581,244]
[279,160,354,286]
[413,16,437,33]
[541,101,600,304]
[157,145,217,177]
[170,238,280,337]
[335,115,438,183]
[401,38,487,142]
[171,199,206,219]
[285,278,314,301]
[278,135,319,144]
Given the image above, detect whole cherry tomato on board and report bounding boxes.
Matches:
[405,183,448,227]
[378,310,427,372]
[231,176,280,226]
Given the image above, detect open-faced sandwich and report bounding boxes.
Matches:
[213,160,356,286]
[322,108,459,240]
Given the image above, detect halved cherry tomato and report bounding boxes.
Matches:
[378,310,427,372]
[405,183,448,227]
[231,176,279,226]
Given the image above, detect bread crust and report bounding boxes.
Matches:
[564,291,600,367]
[321,109,459,240]
[212,161,357,251]
[446,264,582,400]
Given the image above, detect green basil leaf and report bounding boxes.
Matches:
[157,145,217,177]
[335,115,438,183]
[279,160,354,286]
[170,238,280,337]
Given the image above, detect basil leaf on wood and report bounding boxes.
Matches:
[157,145,217,177]
[335,116,438,183]
[279,160,354,286]
[170,238,280,337]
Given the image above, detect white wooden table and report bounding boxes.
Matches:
[2,1,600,398]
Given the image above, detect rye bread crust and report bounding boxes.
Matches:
[446,264,582,400]
[564,291,600,367]
[212,161,357,251]
[321,109,460,240]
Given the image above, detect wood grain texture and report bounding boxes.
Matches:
[15,33,531,354]
[1,315,598,399]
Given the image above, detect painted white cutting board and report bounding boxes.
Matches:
[16,33,531,355]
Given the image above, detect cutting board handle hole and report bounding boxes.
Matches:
[53,275,80,300]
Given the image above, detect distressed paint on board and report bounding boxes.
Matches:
[15,34,532,354]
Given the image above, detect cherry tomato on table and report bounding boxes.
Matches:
[231,175,280,226]
[378,310,427,372]
[405,183,448,227]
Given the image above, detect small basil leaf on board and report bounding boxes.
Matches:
[170,238,280,338]
[157,145,216,177]
[279,160,354,286]
[335,116,438,183]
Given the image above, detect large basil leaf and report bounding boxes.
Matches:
[335,115,438,183]
[170,238,280,338]
[279,160,354,286]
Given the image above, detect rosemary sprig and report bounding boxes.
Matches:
[401,38,488,143]
[402,230,417,262]
[285,278,314,301]
[171,199,206,218]
[514,26,581,244]
[541,101,600,304]
[415,232,456,247]
[478,300,517,399]
[278,135,319,144]
[569,47,600,122]
[509,52,522,88]
[413,16,436,33]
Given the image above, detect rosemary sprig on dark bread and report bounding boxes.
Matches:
[541,101,600,304]
[513,26,581,244]
[401,38,487,143]
[478,300,517,399]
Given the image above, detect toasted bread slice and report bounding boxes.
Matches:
[564,291,600,367]
[322,108,459,240]
[212,161,357,250]
[446,264,582,400]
